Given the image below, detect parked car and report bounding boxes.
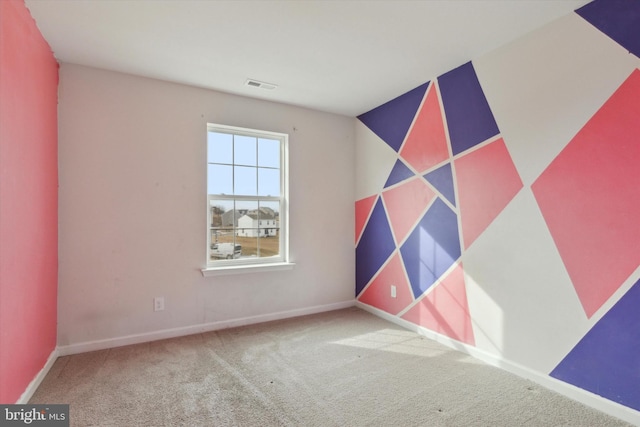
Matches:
[210,242,242,259]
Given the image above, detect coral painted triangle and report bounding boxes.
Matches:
[358,253,414,315]
[400,83,449,172]
[402,263,475,345]
[355,195,378,244]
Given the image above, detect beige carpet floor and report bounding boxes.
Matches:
[30,307,632,426]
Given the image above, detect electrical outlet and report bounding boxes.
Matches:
[390,285,397,298]
[154,297,165,312]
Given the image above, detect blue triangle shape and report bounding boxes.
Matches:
[551,278,640,411]
[424,163,456,206]
[576,0,640,59]
[356,198,396,296]
[384,159,415,188]
[358,82,430,152]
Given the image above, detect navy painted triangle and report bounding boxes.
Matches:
[358,82,430,152]
[550,278,640,411]
[384,159,415,188]
[576,0,640,59]
[424,163,456,206]
[355,198,396,296]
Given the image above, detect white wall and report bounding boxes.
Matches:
[57,64,355,347]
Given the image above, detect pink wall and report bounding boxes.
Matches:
[0,0,58,403]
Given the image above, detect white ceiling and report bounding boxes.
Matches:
[25,0,589,117]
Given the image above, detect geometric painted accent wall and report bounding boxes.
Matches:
[356,61,522,347]
[356,0,640,416]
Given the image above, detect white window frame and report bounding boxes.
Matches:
[202,123,292,276]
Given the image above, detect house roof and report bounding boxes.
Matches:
[243,213,276,221]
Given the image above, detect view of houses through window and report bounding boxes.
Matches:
[207,124,287,265]
[209,202,280,260]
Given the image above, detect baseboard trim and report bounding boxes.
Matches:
[58,300,356,357]
[355,301,640,426]
[16,348,59,404]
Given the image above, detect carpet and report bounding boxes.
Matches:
[30,307,632,426]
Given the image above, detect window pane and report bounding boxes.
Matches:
[258,201,279,219]
[210,199,234,227]
[258,234,279,258]
[236,232,259,259]
[257,168,280,197]
[234,135,257,166]
[210,228,238,260]
[211,228,234,244]
[234,200,257,259]
[209,204,225,228]
[258,201,280,258]
[236,200,258,244]
[208,164,232,195]
[208,132,232,164]
[234,166,257,196]
[258,138,280,168]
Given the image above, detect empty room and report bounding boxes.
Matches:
[1,0,639,425]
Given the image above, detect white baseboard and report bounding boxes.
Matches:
[355,301,640,426]
[17,348,59,404]
[58,300,356,357]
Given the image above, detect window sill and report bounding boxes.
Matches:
[201,262,295,277]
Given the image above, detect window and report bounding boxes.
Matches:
[205,124,289,271]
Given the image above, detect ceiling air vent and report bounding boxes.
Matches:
[245,79,277,90]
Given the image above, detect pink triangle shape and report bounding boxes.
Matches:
[358,253,413,315]
[401,263,475,346]
[382,177,437,244]
[400,83,450,173]
[355,194,378,244]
